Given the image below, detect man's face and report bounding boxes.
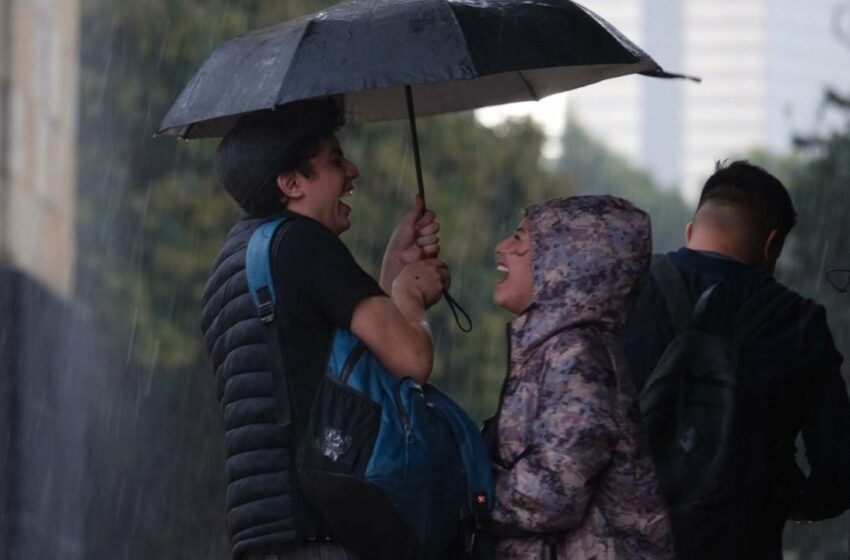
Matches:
[297,136,359,235]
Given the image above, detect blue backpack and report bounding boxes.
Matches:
[246,217,494,560]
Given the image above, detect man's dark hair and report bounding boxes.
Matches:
[697,160,797,237]
[215,99,341,216]
[244,130,334,216]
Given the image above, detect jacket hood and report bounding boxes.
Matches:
[511,195,651,355]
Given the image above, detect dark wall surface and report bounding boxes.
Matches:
[0,265,229,559]
[0,265,90,559]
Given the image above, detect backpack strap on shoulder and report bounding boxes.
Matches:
[246,218,289,323]
[246,216,328,539]
[246,217,294,426]
[650,254,693,335]
[731,281,794,347]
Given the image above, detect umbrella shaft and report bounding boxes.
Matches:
[405,87,471,333]
[405,86,426,207]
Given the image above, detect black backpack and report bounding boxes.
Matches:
[638,255,794,557]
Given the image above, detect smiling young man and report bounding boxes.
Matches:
[200,99,448,560]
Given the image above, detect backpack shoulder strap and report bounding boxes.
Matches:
[425,386,495,528]
[246,215,331,541]
[246,217,291,322]
[731,281,795,346]
[650,254,693,335]
[245,216,295,427]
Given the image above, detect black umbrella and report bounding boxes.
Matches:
[158,0,695,192]
[159,0,692,134]
[158,0,696,329]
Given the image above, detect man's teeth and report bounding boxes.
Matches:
[497,265,509,273]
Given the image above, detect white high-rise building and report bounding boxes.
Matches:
[567,0,850,202]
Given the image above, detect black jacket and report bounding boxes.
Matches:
[201,216,299,558]
[620,248,850,559]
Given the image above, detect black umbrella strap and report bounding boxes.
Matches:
[444,289,472,333]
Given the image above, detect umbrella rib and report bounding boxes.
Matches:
[518,70,540,101]
[274,20,316,107]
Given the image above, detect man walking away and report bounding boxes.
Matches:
[620,160,850,559]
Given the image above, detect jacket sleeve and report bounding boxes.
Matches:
[795,307,850,519]
[492,353,619,534]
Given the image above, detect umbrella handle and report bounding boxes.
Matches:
[405,85,472,333]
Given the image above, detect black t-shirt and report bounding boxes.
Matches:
[271,211,385,416]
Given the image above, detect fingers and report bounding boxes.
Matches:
[400,194,425,227]
[416,234,439,247]
[394,194,441,262]
[420,244,440,258]
[421,258,451,296]
[415,219,439,236]
[414,214,440,257]
[402,258,450,308]
[435,260,451,291]
[414,208,436,229]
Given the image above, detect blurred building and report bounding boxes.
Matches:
[568,0,850,202]
[1,1,86,559]
[0,0,78,296]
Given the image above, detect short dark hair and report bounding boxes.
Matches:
[214,99,341,216]
[698,160,797,236]
[244,130,335,216]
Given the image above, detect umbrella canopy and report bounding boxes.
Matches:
[157,0,691,139]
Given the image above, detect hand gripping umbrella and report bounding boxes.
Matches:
[158,0,697,328]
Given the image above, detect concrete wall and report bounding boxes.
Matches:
[1,2,84,557]
[0,0,79,297]
[0,265,91,560]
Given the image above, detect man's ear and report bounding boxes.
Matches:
[763,228,784,265]
[277,171,302,200]
[685,221,694,245]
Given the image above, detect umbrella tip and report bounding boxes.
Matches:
[641,68,702,84]
[642,69,702,83]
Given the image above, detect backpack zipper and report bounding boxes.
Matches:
[394,381,413,443]
[339,341,367,384]
[340,340,413,442]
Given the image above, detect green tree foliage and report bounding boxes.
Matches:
[777,114,850,369]
[751,106,850,560]
[745,109,850,373]
[77,0,337,377]
[557,116,692,252]
[77,1,342,557]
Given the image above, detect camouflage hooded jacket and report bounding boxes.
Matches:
[492,196,674,560]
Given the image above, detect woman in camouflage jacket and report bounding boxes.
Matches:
[490,195,674,560]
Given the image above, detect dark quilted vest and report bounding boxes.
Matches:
[200,216,298,557]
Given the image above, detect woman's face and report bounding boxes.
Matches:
[494,217,534,315]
